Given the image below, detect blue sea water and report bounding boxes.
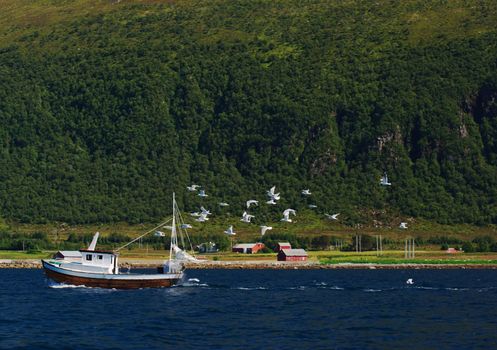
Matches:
[1,268,497,350]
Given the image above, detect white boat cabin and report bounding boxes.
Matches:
[79,250,118,274]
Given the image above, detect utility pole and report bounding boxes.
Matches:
[375,235,383,257]
[405,238,415,259]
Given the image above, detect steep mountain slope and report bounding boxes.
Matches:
[1,0,497,224]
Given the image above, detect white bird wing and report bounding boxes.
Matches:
[261,226,273,235]
[268,186,276,196]
[283,209,296,216]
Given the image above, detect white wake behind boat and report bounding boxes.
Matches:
[42,193,199,289]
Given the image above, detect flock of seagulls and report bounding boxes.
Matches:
[183,172,405,238]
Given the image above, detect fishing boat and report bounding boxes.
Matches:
[42,194,199,289]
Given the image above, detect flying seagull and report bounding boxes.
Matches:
[180,223,192,229]
[190,212,201,217]
[198,189,208,197]
[260,225,273,236]
[240,211,255,223]
[325,213,340,220]
[187,184,201,192]
[200,206,211,216]
[246,200,259,209]
[308,204,318,209]
[195,213,209,222]
[267,186,281,202]
[224,225,236,236]
[281,209,296,223]
[219,202,230,207]
[380,173,392,186]
[301,189,311,196]
[267,186,277,197]
[399,222,408,229]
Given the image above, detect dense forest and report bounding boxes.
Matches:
[1,0,497,226]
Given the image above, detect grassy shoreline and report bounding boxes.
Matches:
[2,249,497,269]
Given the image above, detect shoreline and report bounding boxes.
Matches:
[2,259,497,270]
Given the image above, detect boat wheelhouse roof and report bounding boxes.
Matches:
[79,249,116,255]
[56,250,82,257]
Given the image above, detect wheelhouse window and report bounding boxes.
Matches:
[86,254,92,261]
[98,255,103,260]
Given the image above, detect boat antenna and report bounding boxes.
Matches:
[169,192,177,262]
[114,217,172,252]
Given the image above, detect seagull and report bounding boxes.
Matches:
[187,184,201,192]
[219,202,230,207]
[260,225,273,236]
[308,204,318,209]
[246,200,259,209]
[190,212,201,217]
[380,173,392,186]
[406,278,414,285]
[267,186,281,201]
[301,189,311,196]
[266,199,277,205]
[281,209,296,222]
[325,213,340,220]
[224,225,236,236]
[154,230,166,237]
[200,206,211,216]
[198,189,208,197]
[180,223,192,229]
[195,213,209,222]
[240,211,255,223]
[399,222,408,229]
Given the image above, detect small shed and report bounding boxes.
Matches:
[232,243,265,254]
[275,242,292,252]
[53,250,82,261]
[277,249,308,261]
[446,247,461,254]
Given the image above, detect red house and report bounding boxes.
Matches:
[275,242,292,252]
[232,243,265,254]
[277,249,308,261]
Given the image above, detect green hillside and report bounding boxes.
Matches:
[1,0,497,225]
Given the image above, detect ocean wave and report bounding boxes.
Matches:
[48,282,93,289]
[232,286,268,290]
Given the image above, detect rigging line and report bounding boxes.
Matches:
[175,200,187,249]
[175,200,195,254]
[115,217,172,252]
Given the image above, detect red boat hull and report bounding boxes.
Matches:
[43,262,181,289]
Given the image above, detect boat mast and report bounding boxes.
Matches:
[169,192,177,265]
